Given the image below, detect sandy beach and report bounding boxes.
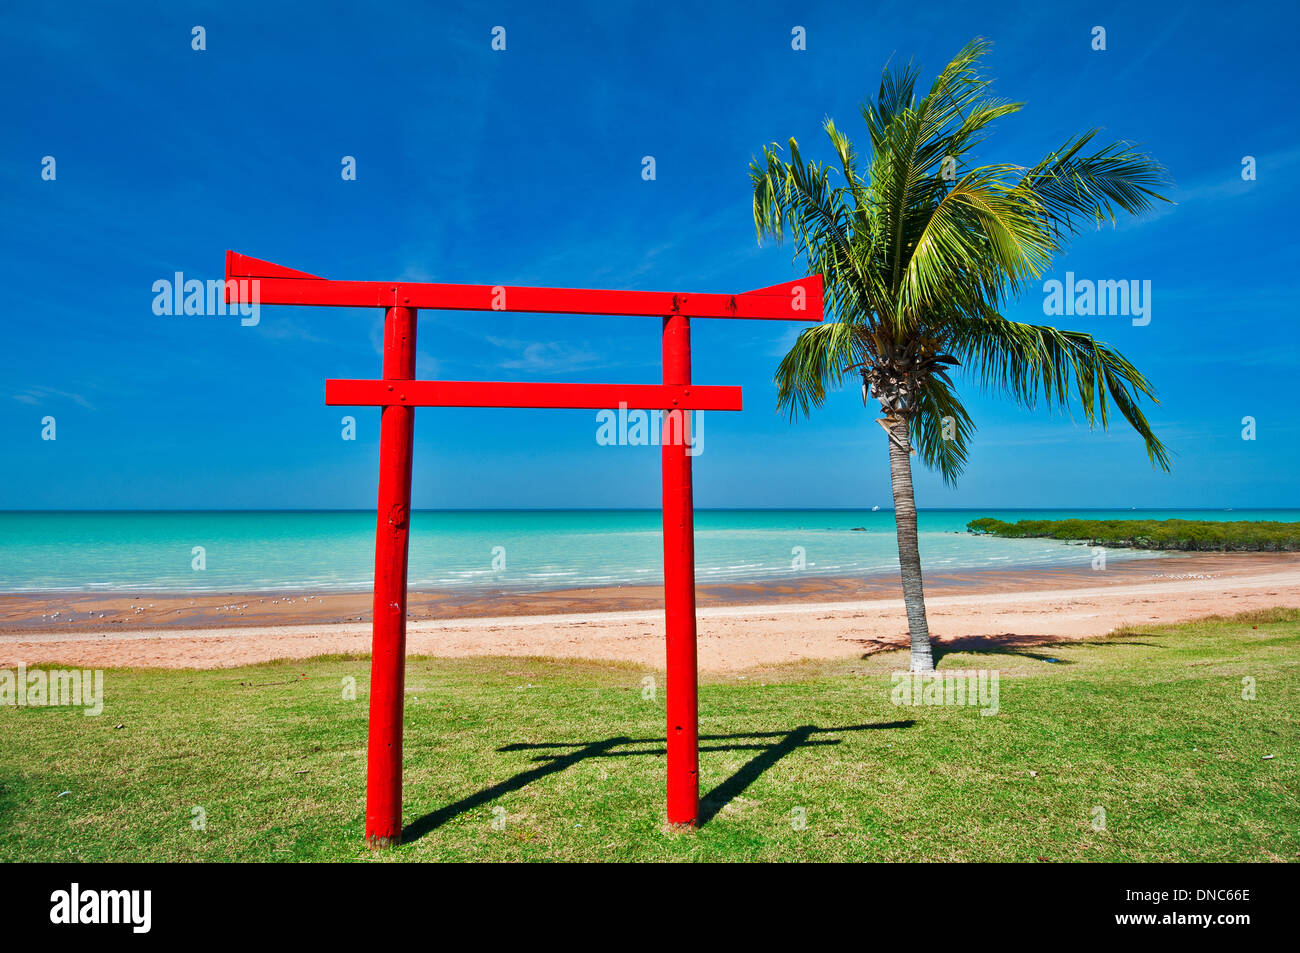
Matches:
[2,552,1297,671]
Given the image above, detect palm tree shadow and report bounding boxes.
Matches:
[933,643,1075,665]
[401,720,913,842]
[923,632,1071,664]
[854,632,1164,668]
[927,633,1161,666]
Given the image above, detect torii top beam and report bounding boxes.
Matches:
[224,252,823,321]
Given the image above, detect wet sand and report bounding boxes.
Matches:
[2,553,1297,671]
[0,552,1263,633]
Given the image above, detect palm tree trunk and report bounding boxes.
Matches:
[887,417,935,672]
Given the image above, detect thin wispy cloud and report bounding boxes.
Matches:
[486,335,601,372]
[12,386,96,410]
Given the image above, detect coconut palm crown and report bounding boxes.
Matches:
[751,39,1172,671]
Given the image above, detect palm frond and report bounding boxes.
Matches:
[911,377,975,485]
[774,321,867,420]
[947,313,1171,470]
[1017,130,1173,233]
[898,164,1054,318]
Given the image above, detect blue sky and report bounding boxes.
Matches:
[2,0,1297,509]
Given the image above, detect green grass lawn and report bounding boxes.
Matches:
[2,609,1297,862]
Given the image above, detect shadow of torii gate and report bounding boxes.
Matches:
[402,721,915,842]
[224,251,823,846]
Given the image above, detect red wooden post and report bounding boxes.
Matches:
[661,313,699,826]
[365,305,417,847]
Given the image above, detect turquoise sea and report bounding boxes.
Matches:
[0,509,1294,594]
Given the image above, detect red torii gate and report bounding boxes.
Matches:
[224,251,823,846]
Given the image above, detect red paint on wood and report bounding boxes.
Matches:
[225,250,323,281]
[661,313,699,826]
[224,251,823,321]
[365,305,417,848]
[325,379,742,411]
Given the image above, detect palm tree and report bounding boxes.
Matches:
[751,39,1172,672]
